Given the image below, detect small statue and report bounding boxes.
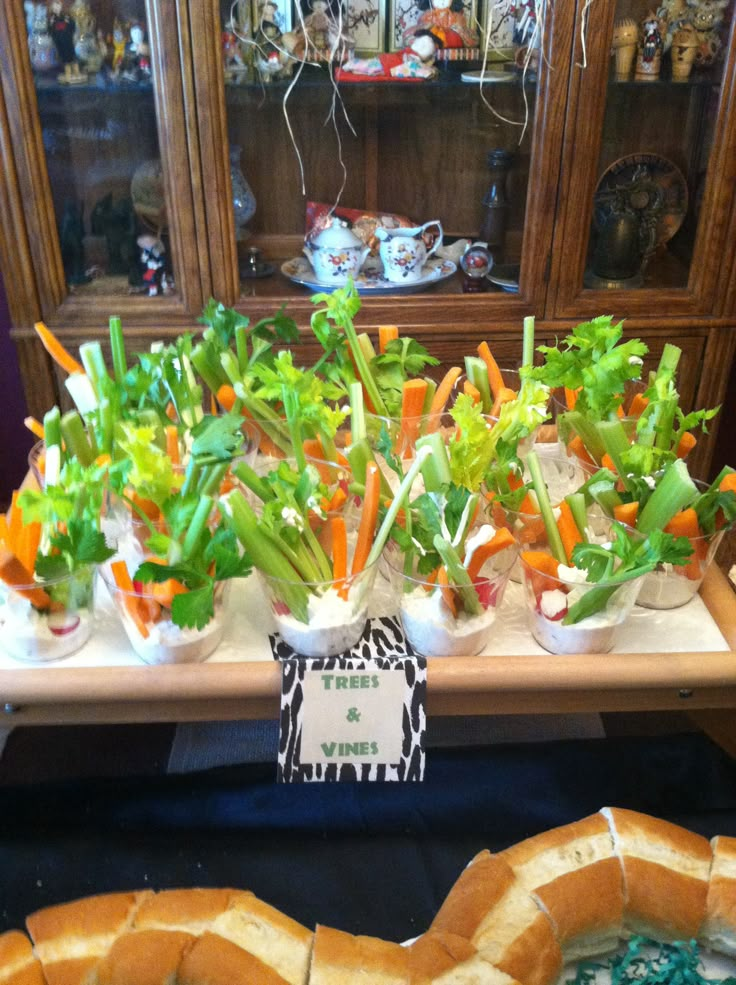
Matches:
[339,28,443,79]
[28,4,60,73]
[670,22,700,78]
[686,0,728,66]
[137,235,168,296]
[120,22,151,81]
[48,0,87,83]
[635,11,665,79]
[108,19,128,77]
[254,0,294,81]
[60,199,91,285]
[403,0,478,49]
[611,18,638,78]
[656,0,689,49]
[71,1,103,73]
[222,27,249,81]
[287,0,354,61]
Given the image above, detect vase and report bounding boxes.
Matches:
[230,146,257,241]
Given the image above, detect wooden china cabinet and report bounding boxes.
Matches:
[0,0,735,480]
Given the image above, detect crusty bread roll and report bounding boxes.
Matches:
[700,835,736,955]
[133,889,238,936]
[600,807,712,941]
[0,931,44,985]
[176,931,290,985]
[409,931,525,985]
[25,890,152,985]
[95,929,195,985]
[499,813,624,960]
[430,851,562,985]
[309,925,410,985]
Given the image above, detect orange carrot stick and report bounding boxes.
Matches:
[322,486,348,515]
[34,322,84,376]
[437,565,457,617]
[601,453,617,474]
[426,366,462,431]
[16,520,41,576]
[477,341,505,400]
[567,434,597,469]
[401,378,429,451]
[676,431,697,459]
[489,387,517,419]
[24,416,44,440]
[332,516,348,598]
[466,528,516,581]
[7,492,23,556]
[520,550,561,596]
[557,500,583,563]
[463,380,482,404]
[627,393,649,417]
[0,514,9,547]
[351,461,380,577]
[613,501,639,527]
[0,547,55,610]
[110,559,151,639]
[166,425,180,466]
[216,384,237,412]
[719,473,736,493]
[565,387,580,411]
[665,508,706,581]
[378,325,399,353]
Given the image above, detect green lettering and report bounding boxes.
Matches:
[321,742,337,756]
[360,675,371,688]
[371,742,379,755]
[349,675,360,689]
[321,675,334,690]
[335,676,348,689]
[372,675,380,688]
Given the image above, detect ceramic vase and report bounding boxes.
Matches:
[230,146,257,241]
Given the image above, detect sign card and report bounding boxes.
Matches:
[278,655,426,782]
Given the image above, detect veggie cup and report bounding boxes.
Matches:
[519,554,644,655]
[385,536,517,658]
[101,567,231,664]
[258,561,379,658]
[0,565,95,662]
[634,525,728,609]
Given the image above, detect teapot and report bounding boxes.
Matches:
[375,220,443,284]
[303,220,370,285]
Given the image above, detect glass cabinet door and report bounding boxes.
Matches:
[192,0,575,324]
[0,2,203,326]
[550,0,736,317]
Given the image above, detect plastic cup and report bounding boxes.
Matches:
[385,536,517,657]
[27,439,46,486]
[519,554,644,654]
[101,567,230,664]
[635,525,729,609]
[259,561,379,658]
[0,566,95,662]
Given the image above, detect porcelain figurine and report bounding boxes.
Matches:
[28,4,60,73]
[686,0,728,66]
[48,0,86,83]
[635,11,665,79]
[403,0,478,49]
[656,0,688,49]
[254,0,294,81]
[137,235,167,296]
[222,27,249,81]
[339,29,442,79]
[671,22,700,77]
[71,1,102,72]
[286,0,354,61]
[303,221,371,285]
[120,22,151,81]
[109,20,128,77]
[611,18,638,78]
[375,220,443,283]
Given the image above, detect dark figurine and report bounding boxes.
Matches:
[48,0,86,83]
[60,199,91,285]
[90,193,138,279]
[137,234,167,296]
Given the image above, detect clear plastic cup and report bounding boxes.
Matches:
[0,566,95,662]
[635,526,728,609]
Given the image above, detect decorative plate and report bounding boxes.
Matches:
[593,154,689,249]
[487,262,520,293]
[281,257,457,295]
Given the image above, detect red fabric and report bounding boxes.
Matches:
[335,52,425,82]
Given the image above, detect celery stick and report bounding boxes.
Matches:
[596,419,637,493]
[181,495,213,561]
[302,521,333,582]
[357,332,376,364]
[43,406,61,450]
[637,459,698,534]
[191,344,225,394]
[60,410,94,466]
[433,535,482,616]
[465,356,492,413]
[231,461,274,503]
[415,432,451,493]
[200,463,229,497]
[657,343,682,377]
[522,316,535,369]
[346,438,392,499]
[366,444,432,569]
[109,316,127,386]
[220,350,241,386]
[180,458,202,498]
[563,411,606,463]
[98,398,113,456]
[576,468,619,505]
[565,492,588,538]
[588,481,623,517]
[282,387,305,471]
[421,377,437,417]
[349,381,366,443]
[234,324,249,373]
[79,342,109,400]
[526,450,567,564]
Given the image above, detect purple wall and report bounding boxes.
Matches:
[0,274,31,503]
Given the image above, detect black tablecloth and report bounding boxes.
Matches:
[2,732,736,938]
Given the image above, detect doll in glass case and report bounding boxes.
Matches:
[48,0,87,83]
[402,0,478,49]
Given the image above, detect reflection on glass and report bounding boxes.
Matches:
[583,0,730,291]
[218,0,539,298]
[23,0,174,300]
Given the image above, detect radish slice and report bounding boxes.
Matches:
[48,611,81,637]
[540,589,568,621]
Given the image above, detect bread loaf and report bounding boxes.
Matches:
[500,813,624,960]
[176,931,291,985]
[95,929,195,985]
[700,835,736,955]
[0,931,44,985]
[309,925,410,985]
[600,807,712,940]
[430,850,562,985]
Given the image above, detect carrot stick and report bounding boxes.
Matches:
[477,341,505,400]
[322,486,348,515]
[165,402,178,423]
[463,380,482,404]
[34,322,84,376]
[0,547,55,610]
[216,383,238,412]
[426,366,462,431]
[7,492,23,556]
[489,387,517,419]
[378,325,399,353]
[401,378,429,451]
[16,520,41,575]
[110,559,151,639]
[466,528,516,581]
[24,417,44,440]
[664,508,706,581]
[520,550,561,596]
[0,514,8,547]
[332,516,348,598]
[424,567,439,591]
[719,473,736,494]
[627,393,649,417]
[565,387,580,411]
[676,431,697,459]
[557,500,583,564]
[351,461,380,577]
[614,501,639,527]
[518,515,548,543]
[437,566,457,617]
[567,435,597,469]
[165,425,180,466]
[601,453,617,474]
